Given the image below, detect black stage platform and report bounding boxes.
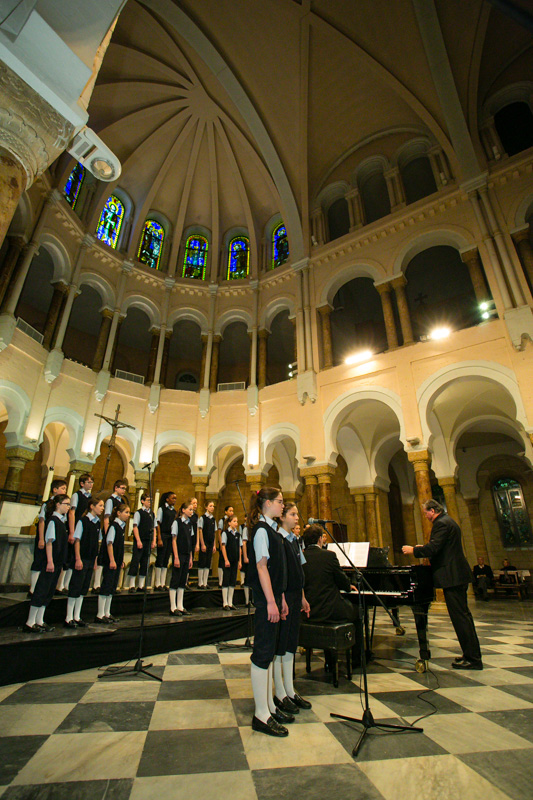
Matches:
[0,587,254,686]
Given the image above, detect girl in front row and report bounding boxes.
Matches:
[65,496,104,628]
[24,494,71,633]
[169,500,194,616]
[221,515,241,610]
[95,503,130,623]
[197,500,216,588]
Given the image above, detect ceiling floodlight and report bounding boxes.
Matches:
[429,327,451,341]
[345,349,373,364]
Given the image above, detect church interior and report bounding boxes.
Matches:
[0,0,533,797]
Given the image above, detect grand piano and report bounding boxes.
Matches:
[340,547,435,672]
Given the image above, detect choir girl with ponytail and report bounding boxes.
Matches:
[220,514,241,610]
[155,491,176,590]
[169,499,194,615]
[217,505,233,586]
[64,496,104,628]
[197,500,216,588]
[95,503,130,623]
[28,478,67,598]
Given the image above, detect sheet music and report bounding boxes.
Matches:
[328,541,370,568]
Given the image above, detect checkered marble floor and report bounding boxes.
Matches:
[1,600,533,800]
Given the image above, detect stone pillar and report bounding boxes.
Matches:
[146,327,160,384]
[512,228,533,289]
[317,467,335,540]
[407,450,433,543]
[67,461,93,496]
[385,167,405,210]
[391,274,414,345]
[0,235,25,308]
[193,477,209,511]
[246,474,264,494]
[3,446,36,492]
[428,145,451,188]
[350,489,366,541]
[209,334,221,392]
[42,281,68,349]
[257,329,269,390]
[439,476,460,524]
[92,309,113,372]
[302,473,319,521]
[346,187,364,230]
[311,207,325,246]
[110,315,124,374]
[464,497,489,562]
[0,149,26,251]
[374,281,399,349]
[460,248,489,304]
[364,488,379,547]
[200,335,208,387]
[317,305,333,368]
[159,329,171,387]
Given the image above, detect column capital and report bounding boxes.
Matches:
[390,273,407,289]
[69,459,94,474]
[5,445,36,463]
[300,464,335,480]
[101,307,114,320]
[374,279,393,294]
[291,257,310,273]
[407,449,432,470]
[317,304,332,315]
[258,328,269,339]
[438,475,457,489]
[511,226,531,244]
[164,276,176,289]
[191,475,209,489]
[350,485,375,496]
[460,247,480,263]
[245,473,265,492]
[122,259,134,274]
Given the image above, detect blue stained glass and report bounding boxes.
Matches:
[138,220,164,269]
[272,223,289,269]
[64,163,84,209]
[96,195,124,249]
[183,235,208,279]
[227,237,249,280]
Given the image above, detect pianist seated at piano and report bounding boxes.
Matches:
[301,525,358,624]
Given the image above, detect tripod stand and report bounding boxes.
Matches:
[321,524,423,756]
[99,462,162,682]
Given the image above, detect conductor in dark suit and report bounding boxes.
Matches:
[402,499,482,670]
[302,525,358,623]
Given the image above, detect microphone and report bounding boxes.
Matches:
[142,462,154,469]
[308,518,336,525]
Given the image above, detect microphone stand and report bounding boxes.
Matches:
[99,462,162,682]
[218,479,253,651]
[313,519,423,756]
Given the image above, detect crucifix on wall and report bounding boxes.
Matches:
[94,404,135,491]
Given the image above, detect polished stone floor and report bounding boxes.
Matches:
[1,599,532,800]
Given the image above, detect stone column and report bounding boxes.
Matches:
[3,446,36,492]
[428,145,451,188]
[317,305,333,368]
[193,477,209,511]
[42,281,68,349]
[460,248,489,304]
[385,167,405,210]
[346,187,364,230]
[246,474,264,494]
[464,497,489,562]
[109,315,124,374]
[200,335,208,386]
[439,476,460,524]
[317,467,335,540]
[0,149,26,251]
[0,235,25,308]
[302,472,319,521]
[350,489,366,541]
[374,281,399,349]
[209,334,221,392]
[146,328,160,384]
[160,329,172,388]
[311,207,325,246]
[364,488,379,547]
[391,274,414,345]
[92,309,113,372]
[52,236,93,354]
[257,329,269,390]
[512,228,533,289]
[66,461,91,496]
[407,450,433,543]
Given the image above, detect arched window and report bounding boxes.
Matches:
[183,235,208,279]
[138,220,164,270]
[327,197,350,241]
[175,371,199,391]
[96,195,124,249]
[494,102,533,157]
[272,223,289,269]
[64,163,84,209]
[492,477,533,547]
[227,237,249,280]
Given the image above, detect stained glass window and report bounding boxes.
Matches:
[138,220,164,270]
[227,237,249,280]
[492,477,533,547]
[272,223,289,269]
[96,195,124,249]
[183,235,208,279]
[64,163,84,209]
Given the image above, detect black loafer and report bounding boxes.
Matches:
[64,620,77,628]
[171,609,182,616]
[251,715,288,737]
[129,587,136,594]
[180,609,191,616]
[454,656,466,663]
[23,623,43,633]
[290,692,312,710]
[106,615,120,623]
[274,695,299,714]
[75,619,87,627]
[452,660,483,670]
[272,708,294,724]
[94,616,110,624]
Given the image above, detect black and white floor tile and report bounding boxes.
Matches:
[1,600,533,800]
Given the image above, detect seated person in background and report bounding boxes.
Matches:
[499,558,518,594]
[302,525,358,624]
[472,556,494,601]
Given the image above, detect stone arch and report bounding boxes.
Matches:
[94,421,142,467]
[9,193,33,238]
[0,380,32,446]
[215,309,253,336]
[39,233,72,283]
[512,193,533,228]
[78,272,116,310]
[260,297,296,331]
[320,261,387,307]
[39,406,85,459]
[393,227,474,275]
[206,432,248,476]
[167,306,208,333]
[262,423,301,491]
[153,430,195,466]
[121,294,161,329]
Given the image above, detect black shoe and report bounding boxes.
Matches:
[290,692,312,710]
[229,605,237,610]
[94,616,110,624]
[106,615,120,623]
[136,587,145,593]
[129,587,136,594]
[251,715,288,737]
[41,623,55,632]
[64,620,77,628]
[91,587,100,594]
[454,656,466,663]
[452,660,483,670]
[274,695,299,714]
[171,609,182,616]
[26,591,32,600]
[23,623,43,633]
[180,609,191,616]
[60,588,69,595]
[272,708,295,724]
[75,619,87,627]
[223,605,231,610]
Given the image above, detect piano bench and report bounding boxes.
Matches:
[298,621,356,687]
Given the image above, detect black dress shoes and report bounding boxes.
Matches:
[180,609,191,616]
[171,609,182,616]
[63,620,77,628]
[251,715,288,737]
[41,623,55,632]
[106,615,120,623]
[290,692,312,710]
[274,695,299,714]
[94,616,110,624]
[75,619,87,627]
[23,623,43,633]
[452,660,483,670]
[272,708,294,724]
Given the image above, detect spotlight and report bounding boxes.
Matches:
[479,302,489,311]
[429,327,451,341]
[481,311,490,320]
[345,349,373,364]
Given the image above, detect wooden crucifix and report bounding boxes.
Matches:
[94,404,135,491]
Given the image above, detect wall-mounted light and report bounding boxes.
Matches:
[345,350,373,365]
[429,327,451,341]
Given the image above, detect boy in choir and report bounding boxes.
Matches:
[217,505,233,587]
[155,491,177,590]
[186,496,199,588]
[221,515,242,610]
[62,473,94,595]
[197,500,216,588]
[29,478,67,599]
[93,479,128,593]
[125,494,155,592]
[65,496,104,627]
[169,500,194,615]
[95,503,130,623]
[24,494,71,633]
